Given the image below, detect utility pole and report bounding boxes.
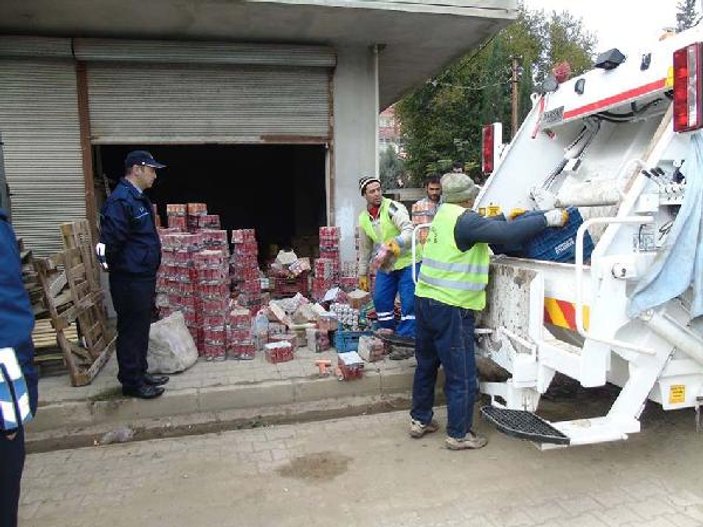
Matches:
[511,56,520,139]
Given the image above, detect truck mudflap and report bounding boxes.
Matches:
[480,406,570,446]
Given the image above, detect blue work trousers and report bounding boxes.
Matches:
[0,427,24,527]
[373,263,418,338]
[109,274,156,389]
[411,296,477,439]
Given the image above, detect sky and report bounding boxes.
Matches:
[522,0,685,54]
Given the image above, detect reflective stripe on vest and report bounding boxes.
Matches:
[358,197,412,271]
[415,203,490,310]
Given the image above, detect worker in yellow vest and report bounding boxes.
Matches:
[410,173,568,450]
[357,176,417,343]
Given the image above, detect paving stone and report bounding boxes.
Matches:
[18,409,703,527]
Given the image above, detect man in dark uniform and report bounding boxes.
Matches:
[97,150,169,399]
[0,208,38,527]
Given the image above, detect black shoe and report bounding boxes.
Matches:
[122,384,165,399]
[144,373,170,386]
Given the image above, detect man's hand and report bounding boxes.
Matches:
[544,209,569,227]
[95,243,108,271]
[384,238,401,258]
[358,276,369,292]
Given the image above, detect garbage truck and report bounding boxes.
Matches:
[472,26,703,448]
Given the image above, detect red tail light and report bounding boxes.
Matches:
[673,42,703,132]
[482,123,502,174]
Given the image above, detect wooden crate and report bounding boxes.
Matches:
[34,221,115,386]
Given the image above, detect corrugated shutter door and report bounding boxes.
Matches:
[88,63,331,144]
[0,59,85,256]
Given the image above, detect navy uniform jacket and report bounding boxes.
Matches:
[99,179,161,278]
[0,209,38,414]
[454,210,547,251]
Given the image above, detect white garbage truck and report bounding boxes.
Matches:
[473,26,703,448]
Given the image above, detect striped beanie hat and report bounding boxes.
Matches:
[358,175,381,196]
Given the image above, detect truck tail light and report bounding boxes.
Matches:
[482,122,502,174]
[673,42,703,132]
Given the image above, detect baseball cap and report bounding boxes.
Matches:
[124,150,166,169]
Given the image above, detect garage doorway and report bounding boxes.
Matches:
[96,144,328,260]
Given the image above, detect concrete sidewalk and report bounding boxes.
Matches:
[29,346,420,447]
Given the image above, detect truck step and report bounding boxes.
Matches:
[481,406,571,445]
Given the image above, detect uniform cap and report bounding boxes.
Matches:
[124,150,166,169]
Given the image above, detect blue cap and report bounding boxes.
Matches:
[124,150,166,169]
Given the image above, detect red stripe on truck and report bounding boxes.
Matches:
[563,78,667,120]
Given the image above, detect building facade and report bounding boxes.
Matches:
[0,0,517,260]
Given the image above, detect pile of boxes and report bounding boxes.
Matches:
[230,229,263,315]
[227,307,256,360]
[157,203,231,359]
[154,206,379,372]
[312,226,341,300]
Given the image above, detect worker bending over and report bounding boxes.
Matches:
[410,172,568,450]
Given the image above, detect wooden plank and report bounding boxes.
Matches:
[80,337,115,386]
[56,331,81,386]
[33,353,65,363]
[67,263,86,281]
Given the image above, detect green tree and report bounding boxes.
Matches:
[396,4,595,185]
[379,146,406,189]
[676,0,699,32]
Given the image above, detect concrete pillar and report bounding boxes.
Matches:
[332,45,379,263]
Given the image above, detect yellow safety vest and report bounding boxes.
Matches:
[415,203,490,310]
[359,198,412,271]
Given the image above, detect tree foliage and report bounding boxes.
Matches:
[379,146,406,189]
[395,3,596,185]
[676,0,699,32]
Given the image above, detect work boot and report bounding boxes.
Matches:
[445,431,488,450]
[409,418,440,438]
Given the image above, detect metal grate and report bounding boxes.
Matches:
[481,406,570,445]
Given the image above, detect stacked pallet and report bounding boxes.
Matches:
[32,221,115,386]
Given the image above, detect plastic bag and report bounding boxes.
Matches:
[148,311,199,373]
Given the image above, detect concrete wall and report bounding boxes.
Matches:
[332,45,378,262]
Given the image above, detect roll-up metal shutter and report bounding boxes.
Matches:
[73,39,336,68]
[88,63,332,144]
[0,59,84,256]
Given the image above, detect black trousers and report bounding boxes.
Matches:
[0,427,25,527]
[109,274,156,389]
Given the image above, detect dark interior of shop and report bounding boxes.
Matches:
[96,144,327,261]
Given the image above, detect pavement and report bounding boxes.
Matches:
[19,403,703,527]
[29,345,422,449]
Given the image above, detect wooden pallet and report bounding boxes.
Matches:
[35,221,115,386]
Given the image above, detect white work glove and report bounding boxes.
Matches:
[95,243,108,271]
[544,209,569,228]
[530,187,557,209]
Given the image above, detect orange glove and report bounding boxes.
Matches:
[508,208,527,220]
[384,238,401,258]
[359,276,369,291]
